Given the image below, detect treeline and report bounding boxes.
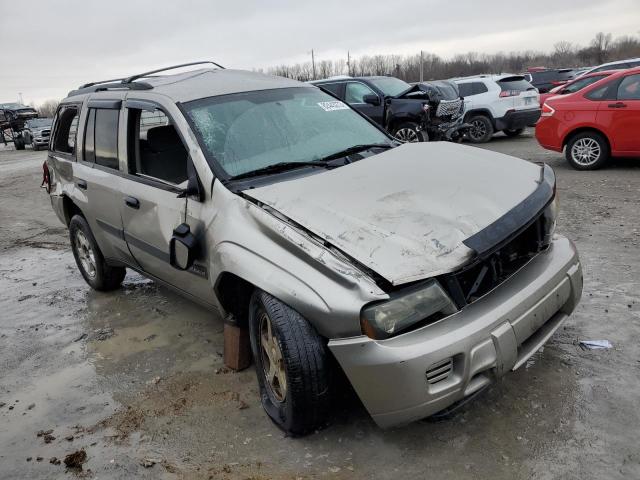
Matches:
[265,32,640,82]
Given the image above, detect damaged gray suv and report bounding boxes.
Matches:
[44,62,582,434]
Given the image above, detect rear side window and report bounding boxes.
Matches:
[457,83,472,97]
[498,76,534,92]
[472,82,488,94]
[617,74,640,100]
[83,108,119,169]
[52,106,79,154]
[585,80,618,101]
[458,82,487,97]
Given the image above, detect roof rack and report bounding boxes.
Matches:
[70,61,225,97]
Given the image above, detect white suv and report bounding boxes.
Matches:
[452,74,540,143]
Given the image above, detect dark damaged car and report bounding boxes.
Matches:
[45,64,583,435]
[311,76,469,142]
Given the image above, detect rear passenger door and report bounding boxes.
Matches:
[51,101,132,264]
[119,100,213,304]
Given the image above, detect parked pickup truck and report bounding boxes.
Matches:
[311,76,469,142]
[45,63,582,435]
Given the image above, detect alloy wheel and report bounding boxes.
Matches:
[75,230,97,278]
[469,119,487,140]
[259,310,287,402]
[571,138,601,167]
[394,128,419,143]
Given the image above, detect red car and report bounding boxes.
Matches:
[536,67,640,169]
[538,70,617,107]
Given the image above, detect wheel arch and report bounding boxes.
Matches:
[562,126,611,151]
[464,108,495,126]
[62,195,84,226]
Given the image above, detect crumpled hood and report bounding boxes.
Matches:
[245,142,542,285]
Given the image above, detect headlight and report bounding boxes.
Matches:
[542,194,558,246]
[361,279,458,339]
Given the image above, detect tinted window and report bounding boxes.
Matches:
[83,109,96,163]
[52,106,79,154]
[185,87,391,178]
[345,82,376,104]
[317,83,342,97]
[617,74,640,100]
[94,109,119,170]
[457,83,472,97]
[628,60,640,68]
[586,83,613,101]
[563,75,608,94]
[127,108,188,185]
[367,77,411,97]
[498,76,535,92]
[472,82,488,94]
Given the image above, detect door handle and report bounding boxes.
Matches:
[76,179,87,190]
[608,102,627,108]
[124,196,140,209]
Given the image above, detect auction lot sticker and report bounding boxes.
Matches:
[317,101,349,111]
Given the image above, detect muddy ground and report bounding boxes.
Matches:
[1,131,639,479]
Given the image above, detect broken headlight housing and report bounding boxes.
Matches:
[361,279,458,339]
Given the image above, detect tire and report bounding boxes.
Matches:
[32,141,39,151]
[14,138,25,150]
[393,122,428,143]
[503,128,524,137]
[69,215,126,291]
[565,131,610,170]
[249,289,330,435]
[466,115,494,143]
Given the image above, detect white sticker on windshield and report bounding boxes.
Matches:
[317,101,349,112]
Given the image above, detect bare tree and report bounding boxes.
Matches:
[591,32,613,64]
[37,99,60,118]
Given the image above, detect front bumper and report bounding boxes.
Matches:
[33,137,49,146]
[495,108,541,131]
[328,235,582,428]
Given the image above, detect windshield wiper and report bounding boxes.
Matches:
[229,161,333,181]
[318,143,394,162]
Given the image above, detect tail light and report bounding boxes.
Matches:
[541,103,556,117]
[41,161,51,193]
[499,90,521,97]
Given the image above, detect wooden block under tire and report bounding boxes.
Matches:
[223,323,251,371]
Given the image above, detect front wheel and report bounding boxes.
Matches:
[503,128,524,137]
[69,215,126,291]
[393,122,428,143]
[14,138,25,150]
[249,290,330,435]
[32,141,39,151]
[565,131,610,170]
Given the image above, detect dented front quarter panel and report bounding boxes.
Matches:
[205,181,388,338]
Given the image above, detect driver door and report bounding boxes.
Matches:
[344,82,384,125]
[120,101,213,305]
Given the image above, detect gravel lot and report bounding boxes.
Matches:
[1,130,639,479]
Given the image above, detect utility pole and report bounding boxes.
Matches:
[420,51,424,83]
[347,51,351,76]
[18,92,23,104]
[311,49,316,80]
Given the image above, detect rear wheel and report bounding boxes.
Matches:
[466,115,494,143]
[393,122,428,143]
[69,215,126,291]
[565,131,610,170]
[503,128,524,137]
[249,289,330,435]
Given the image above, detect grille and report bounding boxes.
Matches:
[426,358,453,385]
[435,98,463,120]
[440,214,546,308]
[40,129,51,137]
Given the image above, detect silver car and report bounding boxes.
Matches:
[44,62,583,434]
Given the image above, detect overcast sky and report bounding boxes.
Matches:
[1,0,639,106]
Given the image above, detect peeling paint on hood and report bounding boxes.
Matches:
[245,142,541,285]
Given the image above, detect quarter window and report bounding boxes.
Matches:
[345,82,376,104]
[318,83,342,97]
[52,106,79,154]
[83,108,119,169]
[617,74,640,100]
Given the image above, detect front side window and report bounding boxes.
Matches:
[184,87,390,178]
[52,106,79,154]
[345,82,376,104]
[127,107,188,185]
[617,74,640,100]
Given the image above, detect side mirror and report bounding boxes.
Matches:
[170,223,197,270]
[363,94,381,106]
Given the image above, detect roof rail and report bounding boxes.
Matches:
[122,61,225,83]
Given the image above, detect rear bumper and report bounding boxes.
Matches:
[535,117,564,152]
[495,108,541,131]
[328,235,582,428]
